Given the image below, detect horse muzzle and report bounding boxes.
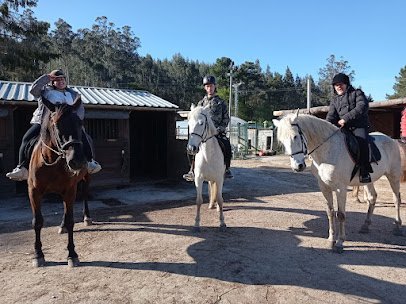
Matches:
[186,144,199,155]
[290,156,306,172]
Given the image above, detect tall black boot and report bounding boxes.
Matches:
[359,166,371,183]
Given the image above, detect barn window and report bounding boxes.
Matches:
[84,119,118,140]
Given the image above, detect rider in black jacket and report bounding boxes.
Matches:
[326,73,372,183]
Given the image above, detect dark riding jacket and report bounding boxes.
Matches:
[197,95,230,134]
[326,86,369,129]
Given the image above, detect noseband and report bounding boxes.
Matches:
[190,113,215,143]
[41,112,83,166]
[289,123,308,157]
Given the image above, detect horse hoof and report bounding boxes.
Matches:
[208,204,216,210]
[359,225,369,234]
[219,225,227,232]
[68,257,80,267]
[332,245,344,254]
[193,226,201,233]
[393,227,403,236]
[84,218,93,226]
[58,226,67,234]
[33,257,45,267]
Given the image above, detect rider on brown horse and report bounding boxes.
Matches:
[6,69,101,181]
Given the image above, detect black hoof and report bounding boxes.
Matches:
[193,226,201,233]
[58,226,67,234]
[68,257,80,267]
[84,218,93,226]
[359,225,369,234]
[33,257,45,267]
[219,224,227,232]
[332,245,344,254]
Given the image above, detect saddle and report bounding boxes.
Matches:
[342,128,381,181]
[215,134,228,165]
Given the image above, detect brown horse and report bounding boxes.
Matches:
[28,95,88,267]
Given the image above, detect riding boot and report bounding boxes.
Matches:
[359,166,371,183]
[183,156,195,182]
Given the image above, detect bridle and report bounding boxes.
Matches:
[289,123,340,157]
[41,112,83,166]
[289,123,308,157]
[189,113,215,144]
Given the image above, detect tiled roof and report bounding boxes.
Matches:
[0,81,179,109]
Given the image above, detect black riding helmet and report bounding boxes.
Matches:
[203,75,216,86]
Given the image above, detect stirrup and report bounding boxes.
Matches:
[88,160,102,174]
[359,174,371,183]
[224,169,233,179]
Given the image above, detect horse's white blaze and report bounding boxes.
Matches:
[274,113,403,252]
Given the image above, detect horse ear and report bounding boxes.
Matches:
[190,103,195,111]
[41,94,55,112]
[295,108,300,117]
[72,94,82,109]
[272,119,280,128]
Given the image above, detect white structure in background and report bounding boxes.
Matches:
[176,112,274,157]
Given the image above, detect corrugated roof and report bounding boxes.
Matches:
[0,81,179,109]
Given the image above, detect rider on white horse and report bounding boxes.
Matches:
[183,75,233,181]
[326,73,372,183]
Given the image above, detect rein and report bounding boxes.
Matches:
[290,123,340,157]
[40,112,82,166]
[307,128,340,155]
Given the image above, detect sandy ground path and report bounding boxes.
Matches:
[0,155,405,304]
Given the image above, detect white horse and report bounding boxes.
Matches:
[186,104,226,232]
[273,113,403,253]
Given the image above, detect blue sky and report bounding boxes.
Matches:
[32,0,405,101]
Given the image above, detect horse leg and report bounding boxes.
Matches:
[215,181,226,231]
[81,175,93,226]
[63,192,80,267]
[58,214,68,234]
[29,188,45,267]
[359,184,377,234]
[194,179,203,232]
[334,188,347,253]
[208,181,217,210]
[387,175,403,236]
[352,186,362,204]
[318,181,336,249]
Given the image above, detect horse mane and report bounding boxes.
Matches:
[277,113,338,143]
[188,105,217,135]
[40,104,72,141]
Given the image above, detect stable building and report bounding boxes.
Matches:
[0,81,189,195]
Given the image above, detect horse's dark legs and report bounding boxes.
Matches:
[81,175,92,226]
[63,198,80,267]
[29,188,45,267]
[32,211,45,267]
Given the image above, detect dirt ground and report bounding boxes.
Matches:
[0,155,405,304]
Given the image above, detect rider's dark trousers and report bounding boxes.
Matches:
[19,124,41,168]
[353,127,372,175]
